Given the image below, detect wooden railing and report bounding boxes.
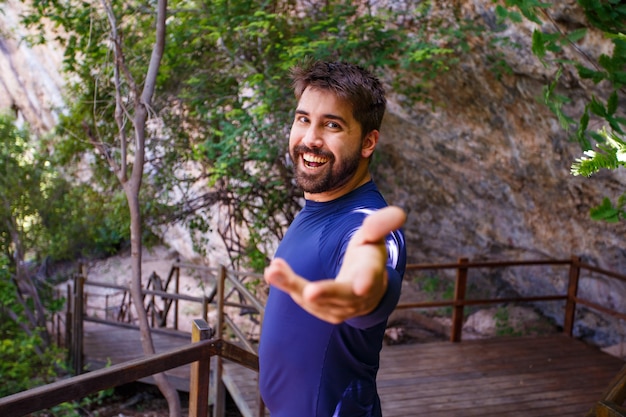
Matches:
[0,319,257,417]
[396,255,626,342]
[66,262,265,375]
[214,265,266,417]
[26,255,626,416]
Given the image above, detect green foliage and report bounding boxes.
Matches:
[0,331,64,396]
[163,0,477,269]
[0,113,44,261]
[494,306,523,337]
[0,256,66,396]
[542,68,577,133]
[496,0,626,147]
[497,0,626,222]
[418,275,455,316]
[571,128,626,221]
[0,114,129,261]
[571,127,626,176]
[577,0,626,34]
[0,114,129,400]
[589,197,626,223]
[0,255,20,316]
[27,387,116,417]
[495,0,551,26]
[18,1,481,270]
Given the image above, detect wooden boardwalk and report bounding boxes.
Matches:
[83,322,624,417]
[377,335,624,417]
[83,321,192,391]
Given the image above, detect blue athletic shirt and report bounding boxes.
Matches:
[259,181,407,417]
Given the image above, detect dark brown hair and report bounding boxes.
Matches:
[291,61,386,138]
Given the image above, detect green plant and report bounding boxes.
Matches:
[496,1,626,222]
[35,388,115,417]
[419,275,455,316]
[21,0,482,271]
[494,306,523,337]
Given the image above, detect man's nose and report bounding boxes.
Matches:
[302,125,323,148]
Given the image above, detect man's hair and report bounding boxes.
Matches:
[291,61,387,138]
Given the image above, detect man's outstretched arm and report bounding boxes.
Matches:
[264,206,406,324]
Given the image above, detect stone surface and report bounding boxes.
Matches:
[0,0,66,134]
[371,1,626,346]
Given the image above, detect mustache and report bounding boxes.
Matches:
[292,145,334,160]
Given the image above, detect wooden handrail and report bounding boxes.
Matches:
[0,320,258,417]
[189,319,213,417]
[399,256,626,342]
[404,258,572,270]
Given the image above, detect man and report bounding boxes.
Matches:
[259,61,407,417]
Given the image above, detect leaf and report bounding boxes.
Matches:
[607,90,618,115]
[580,108,590,131]
[531,30,546,59]
[608,116,625,134]
[590,197,621,223]
[589,96,607,117]
[567,28,587,42]
[576,64,606,83]
[590,131,607,144]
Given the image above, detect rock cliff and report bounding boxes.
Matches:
[0,0,65,134]
[373,1,626,346]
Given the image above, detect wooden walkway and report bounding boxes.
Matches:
[377,335,624,417]
[83,322,624,417]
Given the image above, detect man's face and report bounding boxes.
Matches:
[289,87,375,201]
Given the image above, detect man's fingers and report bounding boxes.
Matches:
[265,258,308,296]
[303,279,353,302]
[360,206,406,244]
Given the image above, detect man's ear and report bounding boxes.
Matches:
[361,130,379,158]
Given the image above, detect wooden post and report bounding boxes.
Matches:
[65,283,72,354]
[72,271,85,375]
[149,272,157,327]
[174,264,180,330]
[55,310,61,346]
[189,319,213,417]
[257,296,265,417]
[564,255,581,337]
[212,266,227,417]
[451,258,468,343]
[257,396,266,417]
[202,295,209,323]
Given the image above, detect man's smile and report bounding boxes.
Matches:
[303,153,329,168]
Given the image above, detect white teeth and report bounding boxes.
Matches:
[303,153,328,164]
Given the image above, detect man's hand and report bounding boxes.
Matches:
[264,206,406,324]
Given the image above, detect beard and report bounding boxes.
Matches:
[290,144,361,194]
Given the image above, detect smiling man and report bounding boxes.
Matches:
[258,61,407,417]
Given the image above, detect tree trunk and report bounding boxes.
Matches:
[125,180,182,416]
[102,0,181,414]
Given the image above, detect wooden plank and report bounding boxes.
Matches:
[222,360,267,417]
[378,335,624,417]
[83,322,191,391]
[189,320,212,417]
[83,322,265,414]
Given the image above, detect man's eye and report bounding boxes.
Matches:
[326,121,340,129]
[297,116,309,124]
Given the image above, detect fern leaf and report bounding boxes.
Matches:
[590,198,620,223]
